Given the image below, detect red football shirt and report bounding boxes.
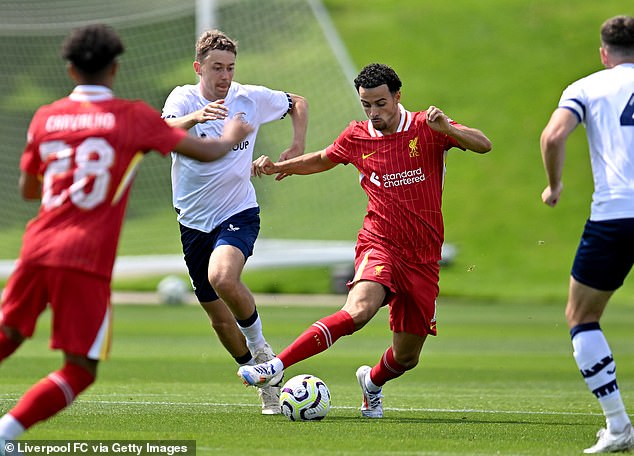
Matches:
[19,86,187,279]
[326,105,463,264]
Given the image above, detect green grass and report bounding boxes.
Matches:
[1,299,633,455]
[104,0,634,304]
[110,266,335,295]
[3,1,634,303]
[322,0,634,303]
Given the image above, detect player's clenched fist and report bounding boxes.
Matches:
[252,155,278,177]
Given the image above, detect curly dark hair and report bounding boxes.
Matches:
[353,63,402,94]
[601,15,634,56]
[196,29,238,62]
[61,23,124,74]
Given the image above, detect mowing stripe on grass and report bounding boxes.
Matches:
[2,397,596,417]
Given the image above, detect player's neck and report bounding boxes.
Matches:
[381,112,402,135]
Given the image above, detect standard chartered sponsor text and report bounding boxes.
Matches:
[382,167,425,188]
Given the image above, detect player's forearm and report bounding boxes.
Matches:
[289,94,309,153]
[540,108,578,188]
[176,118,251,162]
[540,135,566,189]
[274,149,334,175]
[165,112,200,131]
[449,125,492,153]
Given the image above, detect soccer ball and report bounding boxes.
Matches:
[279,374,331,421]
[156,275,189,305]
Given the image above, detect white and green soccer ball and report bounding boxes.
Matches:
[156,275,189,305]
[279,374,331,421]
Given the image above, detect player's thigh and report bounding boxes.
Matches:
[179,224,218,302]
[0,263,49,338]
[345,242,394,326]
[208,244,247,281]
[389,260,439,337]
[343,280,386,327]
[566,277,613,326]
[209,207,260,280]
[49,269,112,360]
[213,207,260,261]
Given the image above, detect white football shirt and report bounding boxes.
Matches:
[162,81,291,232]
[558,63,634,221]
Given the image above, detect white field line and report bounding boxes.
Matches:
[85,401,602,416]
[0,395,600,417]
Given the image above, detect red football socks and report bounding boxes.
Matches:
[370,347,408,387]
[8,362,95,430]
[279,310,355,368]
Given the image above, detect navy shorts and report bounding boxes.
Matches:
[571,218,634,291]
[179,207,260,302]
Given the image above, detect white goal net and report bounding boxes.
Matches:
[0,0,366,265]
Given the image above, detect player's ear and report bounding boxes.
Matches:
[599,46,609,68]
[109,60,119,77]
[193,60,202,76]
[394,90,401,104]
[67,63,80,83]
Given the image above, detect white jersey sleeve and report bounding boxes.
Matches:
[244,84,292,124]
[162,85,199,119]
[558,63,634,221]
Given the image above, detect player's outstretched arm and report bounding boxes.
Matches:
[426,105,492,153]
[252,149,337,180]
[174,115,252,162]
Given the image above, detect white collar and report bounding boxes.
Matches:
[367,104,412,137]
[69,85,113,102]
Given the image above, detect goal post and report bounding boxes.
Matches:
[195,0,218,35]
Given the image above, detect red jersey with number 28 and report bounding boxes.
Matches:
[326,105,463,264]
[19,86,187,279]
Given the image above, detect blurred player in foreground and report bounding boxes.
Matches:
[540,15,634,454]
[239,63,491,418]
[162,29,308,414]
[0,24,251,440]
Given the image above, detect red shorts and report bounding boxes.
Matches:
[349,236,440,337]
[0,262,112,360]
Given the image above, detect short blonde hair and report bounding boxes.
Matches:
[195,29,237,62]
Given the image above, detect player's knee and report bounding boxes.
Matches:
[565,301,600,328]
[0,325,25,344]
[207,270,235,294]
[349,310,373,330]
[345,302,379,329]
[564,304,577,327]
[65,354,99,379]
[392,349,420,370]
[398,356,419,370]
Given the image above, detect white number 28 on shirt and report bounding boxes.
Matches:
[39,137,114,210]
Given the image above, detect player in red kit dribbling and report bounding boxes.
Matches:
[239,63,491,418]
[0,23,251,441]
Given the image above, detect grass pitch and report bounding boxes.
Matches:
[1,298,632,455]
